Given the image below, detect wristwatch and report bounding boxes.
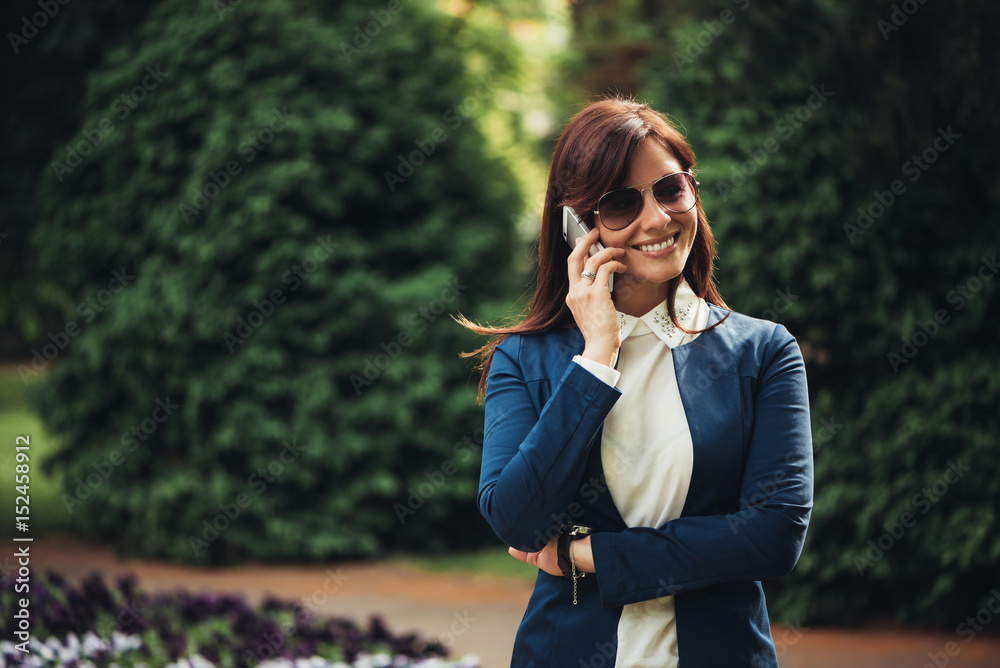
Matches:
[557,522,593,579]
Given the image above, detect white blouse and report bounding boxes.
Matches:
[572,279,710,668]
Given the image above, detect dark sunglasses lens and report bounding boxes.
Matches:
[598,190,641,229]
[652,174,696,212]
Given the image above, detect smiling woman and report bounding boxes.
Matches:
[457,96,814,668]
[585,141,700,318]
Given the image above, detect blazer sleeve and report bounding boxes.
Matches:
[591,324,814,608]
[478,334,621,551]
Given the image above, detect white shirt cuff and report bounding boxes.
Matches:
[573,355,621,387]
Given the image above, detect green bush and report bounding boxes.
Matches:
[30,0,522,563]
[617,0,1000,626]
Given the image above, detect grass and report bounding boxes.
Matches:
[390,547,537,581]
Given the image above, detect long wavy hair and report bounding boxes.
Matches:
[457,96,730,401]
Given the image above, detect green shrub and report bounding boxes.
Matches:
[622,0,1000,626]
[30,0,522,563]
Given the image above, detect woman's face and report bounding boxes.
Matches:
[596,140,698,305]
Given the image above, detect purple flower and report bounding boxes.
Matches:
[3,569,468,667]
[46,569,69,591]
[82,571,118,614]
[116,573,139,600]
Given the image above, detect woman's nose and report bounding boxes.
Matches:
[634,188,671,229]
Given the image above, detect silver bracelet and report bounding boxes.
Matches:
[570,540,586,605]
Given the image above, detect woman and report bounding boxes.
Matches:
[460,97,813,667]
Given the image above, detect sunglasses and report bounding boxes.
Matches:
[593,171,699,230]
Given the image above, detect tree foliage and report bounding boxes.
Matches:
[29,0,523,563]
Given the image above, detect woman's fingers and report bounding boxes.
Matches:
[508,541,561,578]
[593,259,626,290]
[581,250,625,278]
[565,228,625,358]
[577,241,625,281]
[567,227,601,282]
[508,546,531,563]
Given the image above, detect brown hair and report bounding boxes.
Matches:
[456,96,730,401]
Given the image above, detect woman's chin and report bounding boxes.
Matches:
[621,265,686,289]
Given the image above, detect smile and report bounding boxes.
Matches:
[633,233,679,253]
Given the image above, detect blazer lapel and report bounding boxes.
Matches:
[673,306,746,518]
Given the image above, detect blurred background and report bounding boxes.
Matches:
[1,0,999,665]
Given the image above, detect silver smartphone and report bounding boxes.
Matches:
[562,206,614,292]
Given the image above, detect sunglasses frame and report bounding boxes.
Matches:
[592,171,700,230]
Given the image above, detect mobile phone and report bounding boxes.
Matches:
[562,206,614,292]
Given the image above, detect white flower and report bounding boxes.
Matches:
[110,632,144,652]
[81,631,107,656]
[412,658,443,668]
[293,657,333,668]
[256,659,294,668]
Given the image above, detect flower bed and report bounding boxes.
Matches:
[0,571,479,668]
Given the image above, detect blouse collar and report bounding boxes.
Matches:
[616,278,701,348]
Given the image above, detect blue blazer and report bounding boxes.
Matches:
[478,305,814,667]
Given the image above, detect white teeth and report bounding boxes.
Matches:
[636,236,677,252]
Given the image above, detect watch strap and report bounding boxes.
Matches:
[556,522,593,579]
[557,532,574,578]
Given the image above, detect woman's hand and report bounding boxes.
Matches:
[508,536,595,577]
[566,227,626,368]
